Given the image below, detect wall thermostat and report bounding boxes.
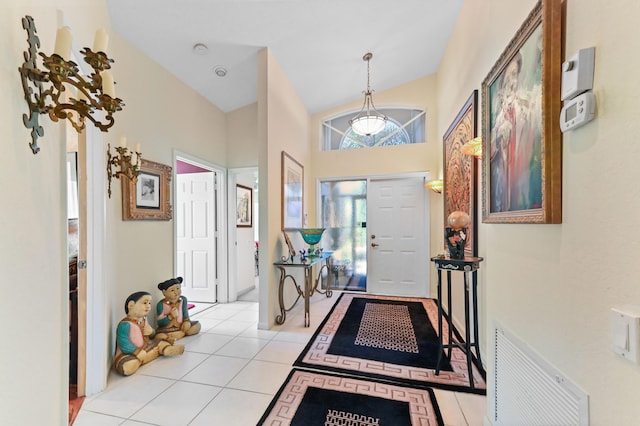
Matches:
[561,47,595,101]
[560,91,595,132]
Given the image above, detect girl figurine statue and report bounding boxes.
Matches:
[155,277,201,341]
[113,291,185,376]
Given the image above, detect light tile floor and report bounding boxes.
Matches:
[75,292,486,425]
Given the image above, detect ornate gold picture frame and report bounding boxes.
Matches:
[122,158,172,221]
[481,0,562,223]
[443,91,478,257]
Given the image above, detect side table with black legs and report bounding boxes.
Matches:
[431,256,483,389]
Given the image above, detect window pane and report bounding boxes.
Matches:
[320,180,367,291]
[322,108,425,151]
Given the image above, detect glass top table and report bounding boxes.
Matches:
[273,252,333,327]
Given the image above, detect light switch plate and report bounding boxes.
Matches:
[611,306,640,364]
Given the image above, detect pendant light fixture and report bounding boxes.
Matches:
[349,52,387,136]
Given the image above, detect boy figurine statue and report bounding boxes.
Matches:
[114,291,185,376]
[156,277,201,341]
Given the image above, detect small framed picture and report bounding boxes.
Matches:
[122,158,172,220]
[281,151,304,230]
[236,184,253,227]
[136,172,160,208]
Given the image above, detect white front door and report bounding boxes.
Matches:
[366,176,429,297]
[176,172,217,302]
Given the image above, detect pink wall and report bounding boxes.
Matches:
[176,160,210,174]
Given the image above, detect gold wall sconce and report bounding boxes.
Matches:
[461,136,482,158]
[107,137,141,198]
[18,15,124,154]
[425,179,443,194]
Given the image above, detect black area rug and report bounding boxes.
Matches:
[258,368,443,426]
[294,292,486,394]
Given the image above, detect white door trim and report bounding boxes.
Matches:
[85,125,108,396]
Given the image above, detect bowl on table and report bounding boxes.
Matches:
[298,228,325,256]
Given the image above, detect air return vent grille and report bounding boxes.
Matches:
[492,323,589,426]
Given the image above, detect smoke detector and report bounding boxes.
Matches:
[213,66,228,77]
[192,43,208,55]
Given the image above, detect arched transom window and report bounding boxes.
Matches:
[322,108,426,151]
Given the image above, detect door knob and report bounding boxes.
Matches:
[371,242,379,247]
[371,234,376,239]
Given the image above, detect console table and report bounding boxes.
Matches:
[431,256,483,389]
[274,252,333,327]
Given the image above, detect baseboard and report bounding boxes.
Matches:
[237,285,256,297]
[483,414,493,426]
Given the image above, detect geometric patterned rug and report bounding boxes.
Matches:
[257,368,444,425]
[294,293,486,394]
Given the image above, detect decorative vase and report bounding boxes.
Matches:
[298,228,325,257]
[445,227,467,259]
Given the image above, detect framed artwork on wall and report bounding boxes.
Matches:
[481,0,562,223]
[443,90,478,257]
[236,184,252,228]
[281,151,304,230]
[122,158,172,220]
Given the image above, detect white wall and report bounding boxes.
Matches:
[107,28,227,317]
[227,102,258,168]
[258,48,312,329]
[1,2,110,424]
[438,0,640,423]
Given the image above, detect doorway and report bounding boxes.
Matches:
[67,147,80,412]
[174,154,226,303]
[67,122,109,414]
[320,174,429,297]
[366,176,429,297]
[229,167,259,302]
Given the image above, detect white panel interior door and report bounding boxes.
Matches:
[176,172,217,302]
[367,176,429,297]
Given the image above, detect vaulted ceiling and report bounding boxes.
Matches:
[107,0,463,113]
